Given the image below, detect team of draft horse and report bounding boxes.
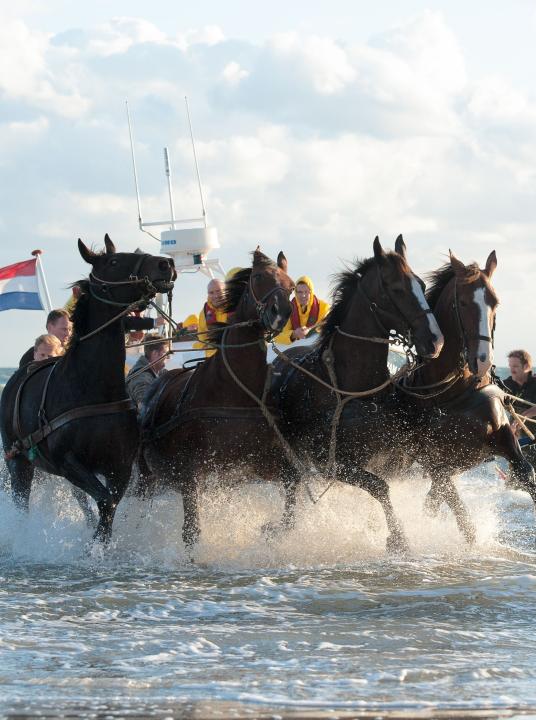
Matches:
[1,234,535,554]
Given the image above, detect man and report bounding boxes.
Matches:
[194,278,228,357]
[32,334,64,362]
[19,309,72,367]
[275,275,330,344]
[503,349,536,427]
[126,334,170,410]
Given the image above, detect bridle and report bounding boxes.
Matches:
[242,270,292,340]
[88,253,167,307]
[452,278,495,368]
[353,263,434,348]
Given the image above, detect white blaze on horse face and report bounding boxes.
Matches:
[474,286,493,377]
[410,275,443,356]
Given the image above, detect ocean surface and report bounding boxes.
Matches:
[2,365,536,719]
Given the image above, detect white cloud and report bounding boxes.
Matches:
[222,61,249,86]
[270,32,356,94]
[1,11,536,364]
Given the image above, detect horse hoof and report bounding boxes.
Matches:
[386,531,409,556]
[462,524,477,545]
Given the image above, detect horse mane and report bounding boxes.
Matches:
[221,267,252,315]
[319,253,407,342]
[425,263,481,310]
[220,254,278,315]
[67,278,90,346]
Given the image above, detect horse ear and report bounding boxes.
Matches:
[277,251,288,272]
[78,238,96,265]
[253,246,269,265]
[449,250,466,276]
[484,250,497,279]
[394,234,407,260]
[104,233,116,255]
[373,236,386,261]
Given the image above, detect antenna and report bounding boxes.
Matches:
[185,96,207,227]
[126,100,143,230]
[125,98,224,279]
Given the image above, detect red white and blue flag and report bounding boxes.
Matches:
[0,258,44,312]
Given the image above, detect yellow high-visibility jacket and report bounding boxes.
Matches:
[275,275,330,345]
[194,302,228,357]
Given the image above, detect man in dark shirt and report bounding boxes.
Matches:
[503,349,536,409]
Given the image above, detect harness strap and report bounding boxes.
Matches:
[16,399,136,454]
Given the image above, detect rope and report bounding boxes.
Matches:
[270,342,411,398]
[220,327,319,503]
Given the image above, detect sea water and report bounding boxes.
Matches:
[1,454,536,719]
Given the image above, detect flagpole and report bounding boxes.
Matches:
[31,249,52,313]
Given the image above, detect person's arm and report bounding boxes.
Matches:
[124,316,156,331]
[127,372,154,409]
[274,317,294,344]
[193,309,207,349]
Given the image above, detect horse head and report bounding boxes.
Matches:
[225,248,294,335]
[78,234,176,307]
[446,250,498,377]
[356,235,444,359]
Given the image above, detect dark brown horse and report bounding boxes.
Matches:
[0,236,175,542]
[272,236,444,552]
[140,249,295,550]
[372,251,536,542]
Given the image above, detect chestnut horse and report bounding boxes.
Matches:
[140,249,295,550]
[372,251,536,542]
[0,236,175,542]
[272,236,444,553]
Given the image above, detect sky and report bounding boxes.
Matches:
[1,1,536,366]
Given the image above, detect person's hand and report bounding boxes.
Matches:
[291,326,307,341]
[155,316,166,327]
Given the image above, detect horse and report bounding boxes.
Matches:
[371,250,536,542]
[139,248,295,551]
[272,235,444,553]
[0,235,175,542]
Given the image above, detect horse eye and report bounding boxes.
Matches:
[110,259,117,266]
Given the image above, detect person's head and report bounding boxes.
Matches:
[46,309,71,345]
[207,279,225,308]
[295,276,314,309]
[143,334,169,373]
[33,334,64,362]
[508,349,532,384]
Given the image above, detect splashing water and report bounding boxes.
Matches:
[1,457,536,718]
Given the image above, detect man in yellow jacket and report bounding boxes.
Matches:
[275,275,330,344]
[194,278,228,357]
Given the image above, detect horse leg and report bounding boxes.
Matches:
[262,468,299,540]
[70,487,98,530]
[423,479,443,517]
[424,472,476,544]
[182,481,200,556]
[93,465,133,545]
[7,456,34,513]
[344,467,409,554]
[59,451,111,505]
[491,426,536,500]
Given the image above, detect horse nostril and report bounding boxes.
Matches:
[479,353,487,363]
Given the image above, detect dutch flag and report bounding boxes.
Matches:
[0,258,45,312]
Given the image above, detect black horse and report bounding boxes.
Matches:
[273,236,444,552]
[1,235,175,542]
